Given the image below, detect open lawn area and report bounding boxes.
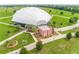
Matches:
[50,16,76,28]
[0,32,34,54]
[0,7,22,17]
[42,7,79,18]
[29,37,79,54]
[0,17,13,24]
[42,7,78,28]
[0,24,21,42]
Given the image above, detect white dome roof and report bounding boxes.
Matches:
[12,7,51,25]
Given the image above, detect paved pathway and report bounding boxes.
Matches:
[30,33,38,42]
[42,33,75,44]
[56,24,78,31]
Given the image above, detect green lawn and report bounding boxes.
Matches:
[29,37,79,54]
[0,32,34,54]
[50,16,76,28]
[42,7,79,18]
[0,17,13,24]
[0,24,21,42]
[0,7,22,17]
[42,7,77,28]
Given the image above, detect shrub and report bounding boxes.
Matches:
[36,41,43,51]
[60,12,63,15]
[69,17,78,23]
[49,10,52,13]
[20,47,28,54]
[66,33,72,40]
[75,31,79,37]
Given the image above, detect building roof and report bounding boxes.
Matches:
[12,7,51,25]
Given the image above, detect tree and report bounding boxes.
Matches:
[75,31,79,37]
[71,12,75,15]
[66,33,72,40]
[20,47,28,54]
[13,10,16,13]
[60,12,63,15]
[53,21,56,24]
[49,10,52,14]
[36,41,43,51]
[69,17,78,23]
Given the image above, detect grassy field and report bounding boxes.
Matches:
[0,17,13,24]
[0,7,22,17]
[0,24,21,42]
[42,7,79,18]
[42,7,78,28]
[29,37,79,54]
[0,32,34,54]
[50,16,76,28]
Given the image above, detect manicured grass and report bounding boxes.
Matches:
[0,7,22,17]
[0,7,13,17]
[0,33,34,54]
[0,17,13,24]
[59,27,79,34]
[0,24,21,42]
[50,16,76,28]
[42,7,77,28]
[29,37,79,54]
[42,7,79,18]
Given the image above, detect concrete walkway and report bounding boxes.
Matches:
[30,33,38,42]
[56,23,78,31]
[42,33,75,44]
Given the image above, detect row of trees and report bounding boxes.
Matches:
[52,5,79,13]
[66,31,79,40]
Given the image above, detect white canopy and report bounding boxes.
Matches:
[12,7,51,25]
